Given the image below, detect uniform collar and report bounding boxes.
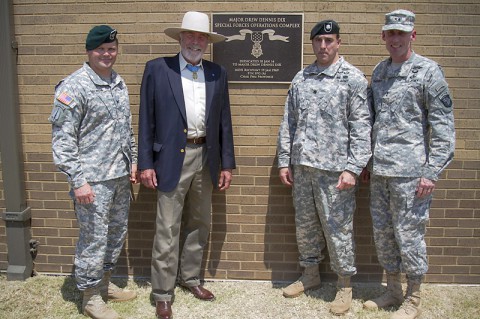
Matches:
[304,56,344,78]
[387,51,417,77]
[83,62,121,86]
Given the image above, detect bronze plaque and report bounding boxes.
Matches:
[212,13,304,83]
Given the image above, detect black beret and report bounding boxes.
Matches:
[310,20,340,40]
[85,25,117,50]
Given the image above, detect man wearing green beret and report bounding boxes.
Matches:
[49,25,138,319]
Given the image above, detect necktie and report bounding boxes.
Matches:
[186,64,200,80]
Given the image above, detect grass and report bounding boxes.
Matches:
[1,273,479,319]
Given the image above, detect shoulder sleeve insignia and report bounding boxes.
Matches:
[56,92,74,106]
[49,91,76,126]
[440,93,453,108]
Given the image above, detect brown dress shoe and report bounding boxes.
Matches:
[185,285,215,301]
[156,301,172,319]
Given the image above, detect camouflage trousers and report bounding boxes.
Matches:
[292,165,357,276]
[370,175,431,279]
[73,175,131,290]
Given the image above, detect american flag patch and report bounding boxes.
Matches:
[56,92,73,106]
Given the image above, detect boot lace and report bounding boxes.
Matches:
[335,288,349,303]
[398,297,417,315]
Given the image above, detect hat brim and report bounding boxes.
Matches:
[164,27,226,43]
[382,24,414,32]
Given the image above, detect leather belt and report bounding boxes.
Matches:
[186,136,206,144]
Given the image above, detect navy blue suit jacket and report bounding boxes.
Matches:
[138,54,236,192]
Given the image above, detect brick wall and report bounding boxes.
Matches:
[0,0,479,284]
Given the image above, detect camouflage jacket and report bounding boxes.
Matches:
[277,57,372,175]
[369,52,455,181]
[50,62,137,189]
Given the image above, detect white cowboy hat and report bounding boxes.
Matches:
[164,11,226,43]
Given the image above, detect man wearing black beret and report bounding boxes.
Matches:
[277,19,372,315]
[49,25,138,319]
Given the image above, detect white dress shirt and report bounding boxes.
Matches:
[180,54,206,138]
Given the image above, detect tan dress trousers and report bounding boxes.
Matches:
[151,144,213,302]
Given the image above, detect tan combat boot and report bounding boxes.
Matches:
[330,276,353,315]
[282,265,321,298]
[364,273,404,309]
[391,280,421,319]
[82,286,120,319]
[100,271,137,302]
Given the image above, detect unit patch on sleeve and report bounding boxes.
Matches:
[49,91,76,126]
[440,93,453,108]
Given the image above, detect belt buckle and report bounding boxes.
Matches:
[193,137,200,144]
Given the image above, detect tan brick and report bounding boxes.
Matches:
[1,0,478,285]
[453,275,480,284]
[425,274,455,283]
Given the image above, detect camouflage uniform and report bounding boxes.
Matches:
[50,62,137,290]
[277,57,372,276]
[369,52,455,278]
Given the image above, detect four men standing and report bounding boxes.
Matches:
[50,9,455,319]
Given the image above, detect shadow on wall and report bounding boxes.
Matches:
[264,161,338,283]
[120,184,157,281]
[203,189,227,278]
[265,161,300,282]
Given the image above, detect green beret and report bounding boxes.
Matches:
[85,25,117,50]
[310,20,340,40]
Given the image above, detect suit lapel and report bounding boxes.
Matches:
[204,63,215,122]
[166,55,187,123]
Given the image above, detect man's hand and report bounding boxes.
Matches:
[74,183,95,205]
[416,177,436,198]
[140,169,157,189]
[336,170,356,190]
[279,167,294,186]
[130,163,139,184]
[359,168,370,184]
[218,169,233,191]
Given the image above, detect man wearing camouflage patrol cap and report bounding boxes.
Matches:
[277,19,372,315]
[362,9,455,319]
[50,25,138,319]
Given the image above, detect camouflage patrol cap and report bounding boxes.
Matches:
[85,25,117,50]
[382,9,415,32]
[310,20,340,40]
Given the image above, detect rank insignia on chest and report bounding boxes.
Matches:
[56,92,73,106]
